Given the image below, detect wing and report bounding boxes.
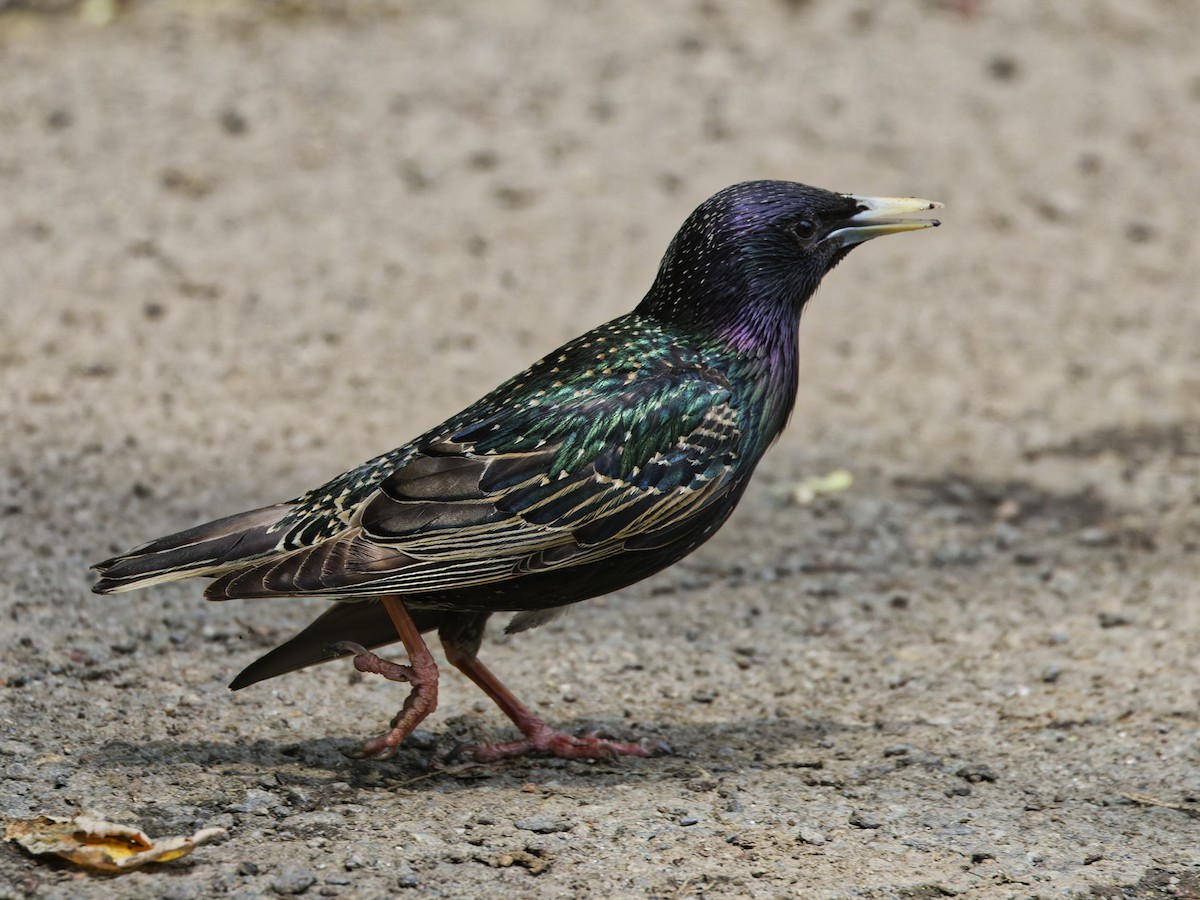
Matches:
[206,363,744,600]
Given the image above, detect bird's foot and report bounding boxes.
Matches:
[456,717,672,763]
[438,644,671,763]
[329,640,440,761]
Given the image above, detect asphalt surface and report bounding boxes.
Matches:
[1,2,1198,897]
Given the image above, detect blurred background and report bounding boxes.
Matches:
[3,1,1197,526]
[2,1,1198,896]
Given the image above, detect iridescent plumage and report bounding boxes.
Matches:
[93,181,939,760]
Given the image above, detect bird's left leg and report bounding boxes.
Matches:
[331,595,439,760]
[439,613,670,762]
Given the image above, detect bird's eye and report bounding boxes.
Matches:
[791,218,819,241]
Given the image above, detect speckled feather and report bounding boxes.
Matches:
[202,316,750,605]
[92,181,939,684]
[271,318,741,551]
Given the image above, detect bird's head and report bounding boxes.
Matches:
[640,180,941,351]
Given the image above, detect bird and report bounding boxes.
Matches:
[92,180,940,762]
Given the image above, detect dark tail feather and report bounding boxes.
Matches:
[229,600,442,689]
[92,504,296,594]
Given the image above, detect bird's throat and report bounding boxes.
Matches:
[708,307,803,450]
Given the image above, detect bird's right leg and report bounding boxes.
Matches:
[440,614,670,762]
[330,595,439,760]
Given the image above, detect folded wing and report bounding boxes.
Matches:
[206,363,744,601]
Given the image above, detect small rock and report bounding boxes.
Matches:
[514,817,572,834]
[397,874,421,889]
[678,816,698,827]
[955,764,998,783]
[1080,528,1115,546]
[1125,222,1155,244]
[987,55,1019,81]
[1098,612,1132,629]
[404,729,437,751]
[797,827,827,845]
[219,107,248,135]
[848,810,882,829]
[46,109,73,129]
[231,788,277,814]
[931,541,981,567]
[271,864,316,896]
[1032,191,1079,222]
[158,883,203,900]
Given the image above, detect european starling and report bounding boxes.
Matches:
[93,181,940,761]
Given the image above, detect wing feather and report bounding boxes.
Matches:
[209,362,744,600]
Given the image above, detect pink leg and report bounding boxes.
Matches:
[333,596,439,760]
[442,642,671,762]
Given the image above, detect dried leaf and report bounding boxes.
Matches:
[5,814,226,874]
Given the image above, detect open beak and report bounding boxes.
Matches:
[827,195,943,248]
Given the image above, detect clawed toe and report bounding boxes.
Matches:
[458,725,671,763]
[343,734,402,761]
[327,640,369,657]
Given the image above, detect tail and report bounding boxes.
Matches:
[91,504,296,594]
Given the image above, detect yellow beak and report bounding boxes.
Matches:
[829,195,943,246]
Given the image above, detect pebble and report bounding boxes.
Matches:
[1098,611,1132,628]
[271,864,316,895]
[956,764,998,783]
[232,789,279,814]
[1079,527,1114,546]
[158,883,203,900]
[405,729,437,750]
[797,827,827,845]
[514,817,572,834]
[848,811,882,829]
[931,541,981,567]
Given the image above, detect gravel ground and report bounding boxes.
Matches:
[2,1,1199,897]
